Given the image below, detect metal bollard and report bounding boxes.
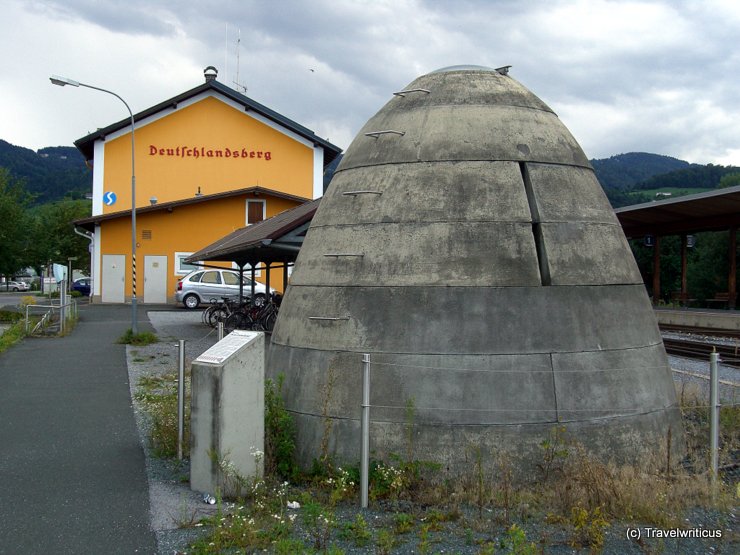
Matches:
[218,321,224,341]
[360,353,370,508]
[709,349,719,484]
[178,339,186,460]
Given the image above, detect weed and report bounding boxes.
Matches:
[494,451,515,524]
[134,369,189,458]
[326,466,357,506]
[338,513,371,547]
[274,538,308,554]
[118,328,158,345]
[264,374,297,480]
[537,426,569,481]
[394,512,414,534]
[423,508,447,531]
[302,500,334,550]
[375,528,395,555]
[569,505,609,551]
[18,296,36,309]
[470,443,488,520]
[499,523,538,555]
[370,460,407,500]
[417,523,431,554]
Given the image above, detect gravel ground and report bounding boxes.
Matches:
[127,309,220,554]
[128,313,738,554]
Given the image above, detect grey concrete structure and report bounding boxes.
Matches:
[191,331,264,496]
[268,66,684,473]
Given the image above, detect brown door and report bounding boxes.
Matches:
[247,201,264,225]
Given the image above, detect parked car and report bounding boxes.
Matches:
[175,268,271,309]
[4,281,30,292]
[72,277,92,296]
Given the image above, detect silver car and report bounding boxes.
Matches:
[4,281,30,292]
[175,268,269,309]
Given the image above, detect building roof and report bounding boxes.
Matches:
[73,186,310,232]
[73,79,342,165]
[615,184,740,237]
[185,198,321,267]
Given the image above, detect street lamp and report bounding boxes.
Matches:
[50,75,138,333]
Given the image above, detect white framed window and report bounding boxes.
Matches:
[246,199,266,225]
[175,252,200,275]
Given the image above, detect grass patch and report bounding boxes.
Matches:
[118,329,158,345]
[135,369,190,458]
[0,310,23,322]
[0,320,27,354]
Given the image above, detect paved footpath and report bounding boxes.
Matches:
[0,305,159,554]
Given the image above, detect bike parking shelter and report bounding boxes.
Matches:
[185,198,320,302]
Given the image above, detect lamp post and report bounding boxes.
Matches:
[50,75,138,333]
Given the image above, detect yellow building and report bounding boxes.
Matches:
[74,67,341,304]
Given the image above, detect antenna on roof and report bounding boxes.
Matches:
[232,28,248,94]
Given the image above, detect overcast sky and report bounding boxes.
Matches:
[2,0,739,165]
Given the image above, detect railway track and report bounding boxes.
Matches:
[658,323,740,339]
[662,337,740,368]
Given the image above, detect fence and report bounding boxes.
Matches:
[355,351,739,507]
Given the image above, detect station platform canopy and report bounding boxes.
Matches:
[615,184,740,238]
[615,185,740,308]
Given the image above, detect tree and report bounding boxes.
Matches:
[718,172,740,189]
[0,168,32,280]
[27,199,91,275]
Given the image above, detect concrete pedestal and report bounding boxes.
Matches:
[190,330,264,497]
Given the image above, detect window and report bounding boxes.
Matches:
[201,271,221,284]
[246,200,266,225]
[223,272,239,286]
[175,252,199,275]
[187,272,204,283]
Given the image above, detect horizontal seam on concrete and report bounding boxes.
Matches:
[284,282,646,289]
[284,408,559,427]
[307,221,624,229]
[384,102,557,114]
[282,406,682,427]
[269,341,667,358]
[334,159,594,174]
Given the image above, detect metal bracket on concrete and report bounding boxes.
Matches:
[342,190,383,196]
[393,88,431,97]
[364,130,405,138]
[308,316,350,321]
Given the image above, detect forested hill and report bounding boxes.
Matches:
[590,152,691,190]
[631,163,740,191]
[0,140,90,204]
[591,152,740,208]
